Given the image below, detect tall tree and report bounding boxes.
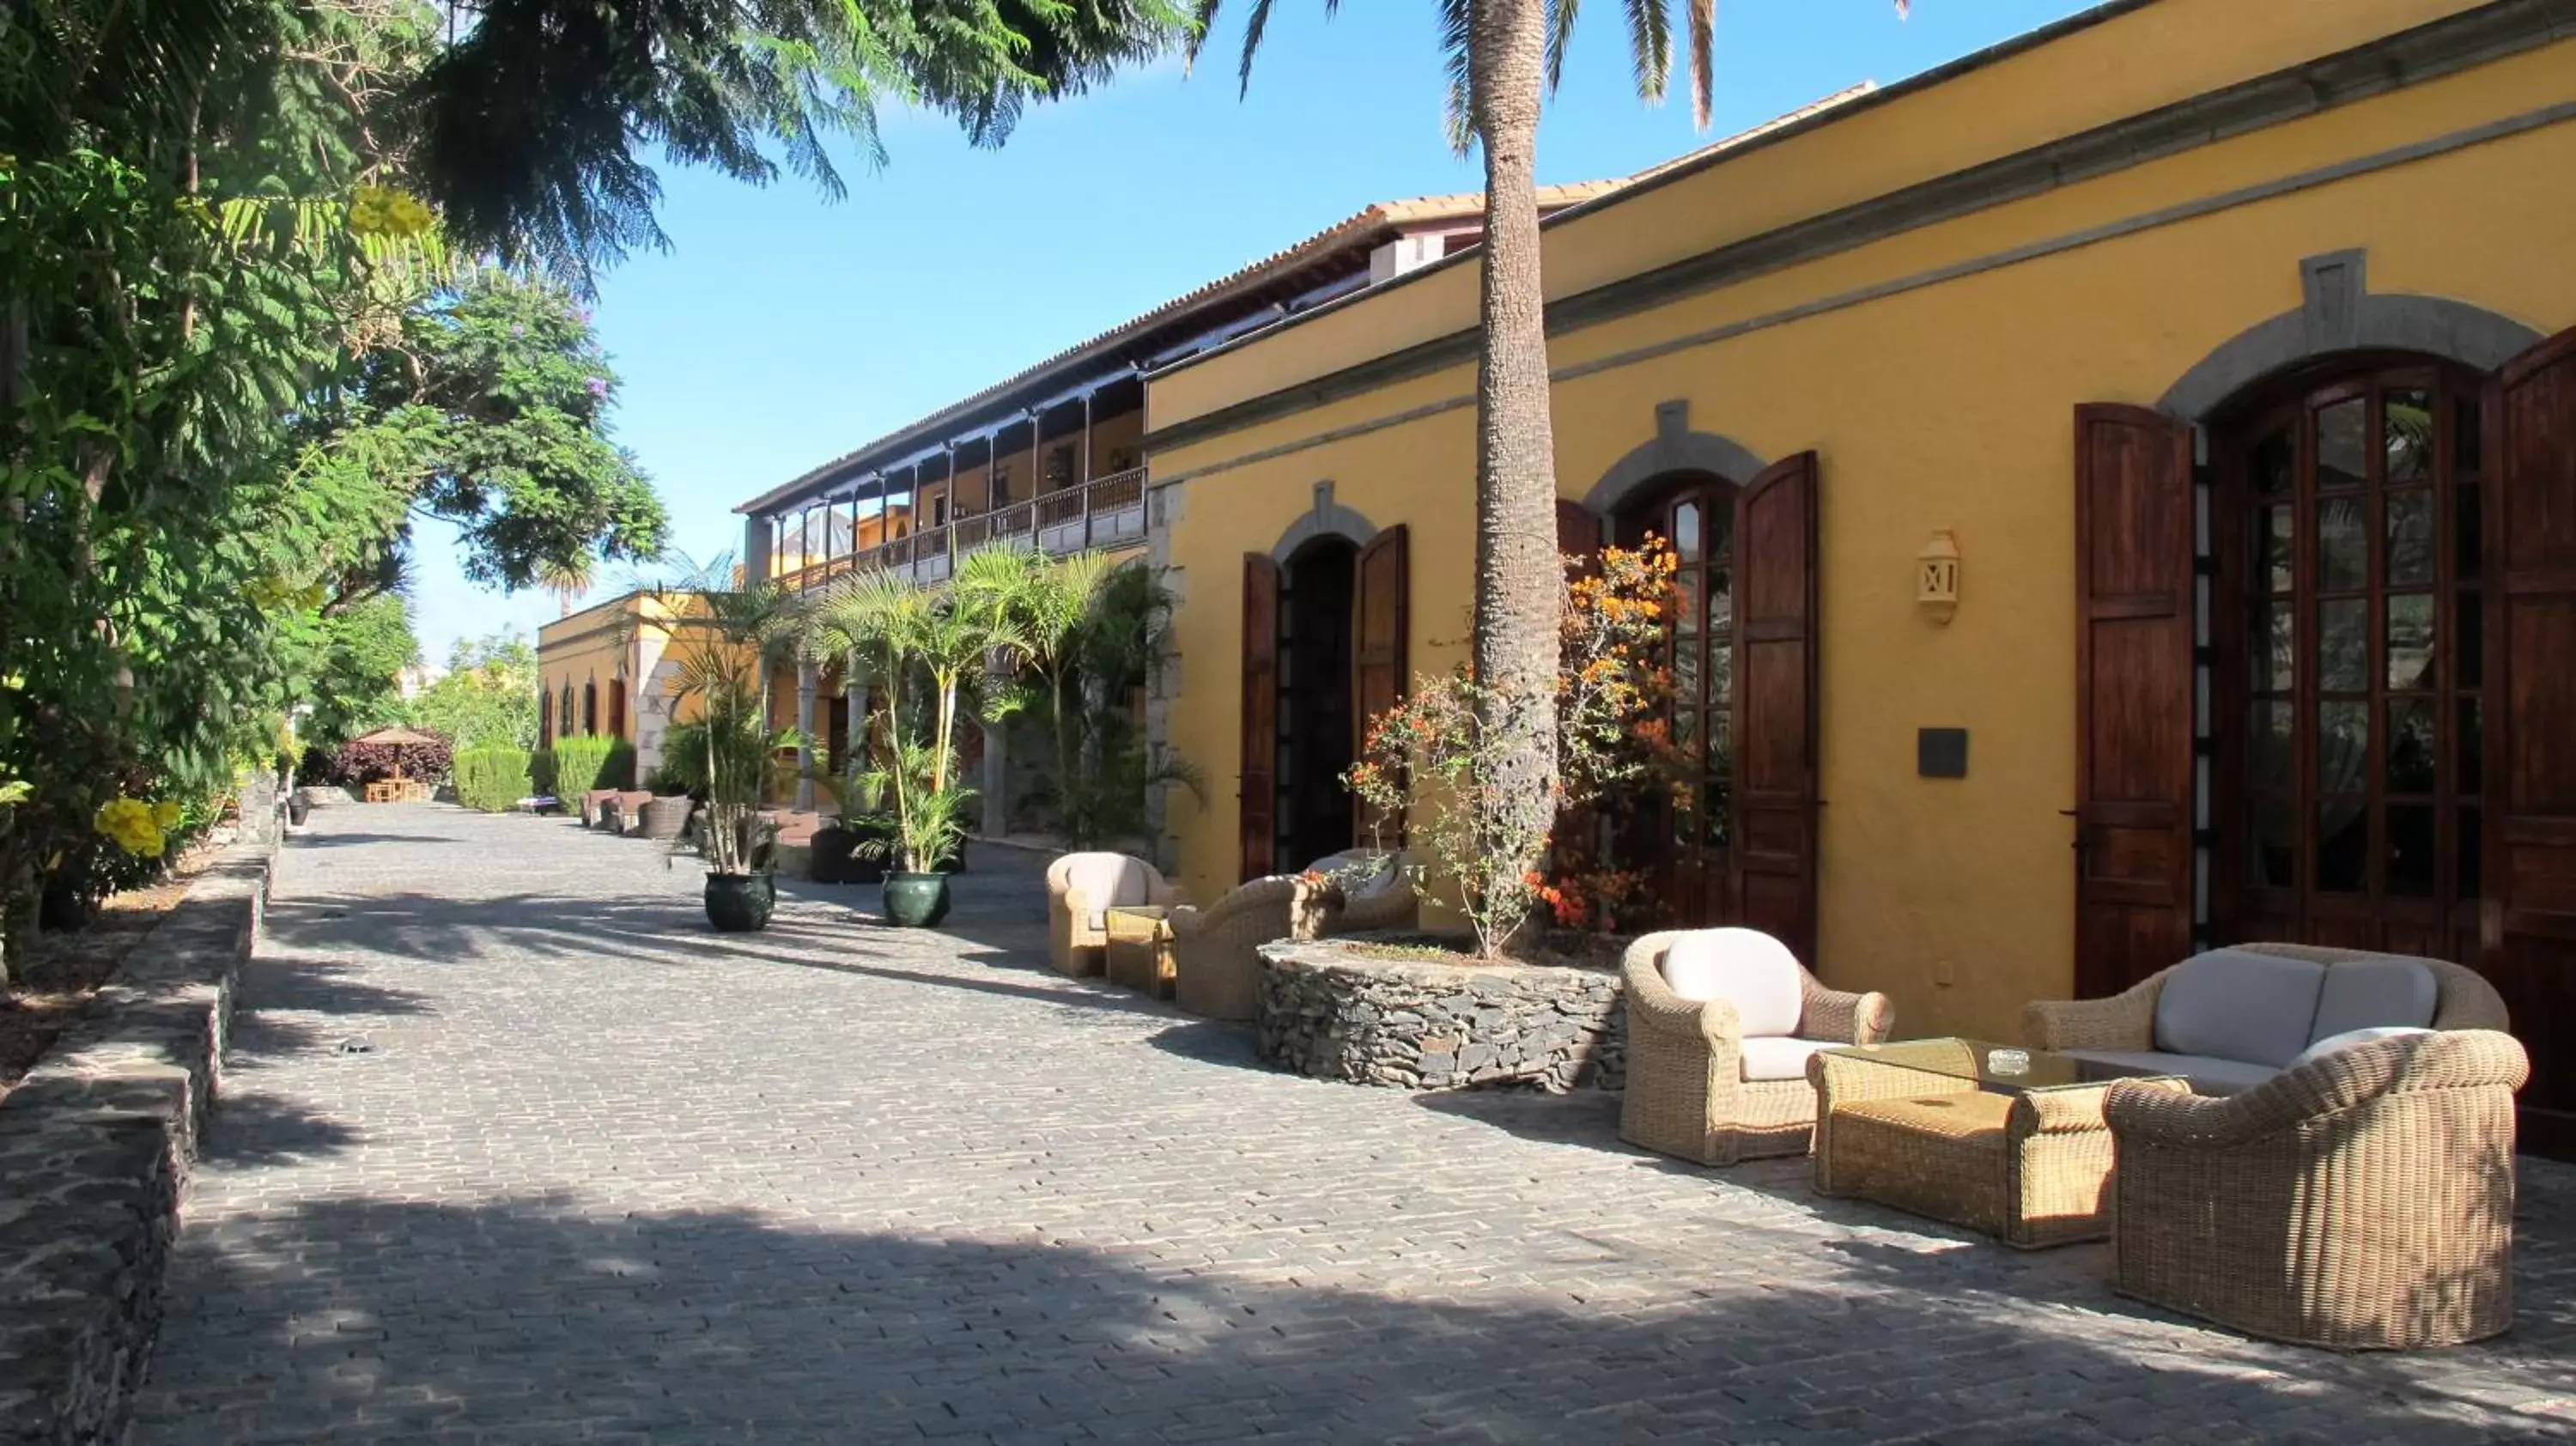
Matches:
[1194,0,1904,938]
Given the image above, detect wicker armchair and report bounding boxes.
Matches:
[1619,929,1894,1166]
[1305,848,1420,935]
[1047,853,1181,977]
[1170,875,1340,1022]
[2105,1029,2529,1349]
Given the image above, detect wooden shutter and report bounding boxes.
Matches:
[1730,453,1821,964]
[1240,553,1280,883]
[1355,526,1411,844]
[1556,499,1601,572]
[608,680,628,739]
[2486,326,2576,1154]
[2073,404,2196,999]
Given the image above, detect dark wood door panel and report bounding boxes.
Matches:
[2075,404,2196,998]
[1730,453,1820,964]
[1239,553,1279,884]
[2489,325,2576,1152]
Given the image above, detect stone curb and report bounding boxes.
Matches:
[0,835,276,1445]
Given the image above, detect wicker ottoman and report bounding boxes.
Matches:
[1811,1041,2187,1249]
[1105,906,1176,999]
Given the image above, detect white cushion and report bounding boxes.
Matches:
[1308,849,1399,898]
[1062,853,1149,915]
[1087,910,1109,933]
[2310,959,2439,1042]
[1659,929,1804,1037]
[2061,1048,2281,1097]
[2287,1025,2435,1072]
[1738,1036,1829,1082]
[2152,948,2328,1068]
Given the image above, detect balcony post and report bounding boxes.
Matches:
[794,659,818,813]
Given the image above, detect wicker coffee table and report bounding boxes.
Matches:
[1807,1038,2186,1249]
[1104,906,1176,999]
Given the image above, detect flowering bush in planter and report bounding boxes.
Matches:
[1346,539,1677,958]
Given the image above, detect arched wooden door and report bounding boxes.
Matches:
[1613,456,1821,959]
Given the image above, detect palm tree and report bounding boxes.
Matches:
[537,554,596,618]
[1194,0,1902,930]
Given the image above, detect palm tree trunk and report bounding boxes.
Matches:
[1467,0,1564,937]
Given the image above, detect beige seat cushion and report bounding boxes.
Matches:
[1660,929,1803,1037]
[1739,1036,1831,1082]
[1061,853,1150,931]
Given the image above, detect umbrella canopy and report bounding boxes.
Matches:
[352,726,441,746]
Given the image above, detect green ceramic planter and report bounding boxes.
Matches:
[703,872,775,933]
[882,871,951,928]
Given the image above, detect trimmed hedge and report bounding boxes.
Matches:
[453,747,534,812]
[541,733,634,799]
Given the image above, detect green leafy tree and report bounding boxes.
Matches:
[407,633,541,750]
[307,270,667,592]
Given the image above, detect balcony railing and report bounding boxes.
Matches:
[772,466,1150,593]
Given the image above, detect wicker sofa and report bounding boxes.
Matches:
[2105,1028,2529,1349]
[1047,853,1182,977]
[1619,928,1894,1166]
[2024,944,2510,1096]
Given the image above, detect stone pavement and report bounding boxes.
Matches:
[128,805,2576,1444]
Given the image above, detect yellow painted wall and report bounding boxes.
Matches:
[1148,13,2576,1040]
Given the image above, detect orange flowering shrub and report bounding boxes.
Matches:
[1346,538,1679,956]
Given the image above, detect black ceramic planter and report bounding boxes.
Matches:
[881,871,951,928]
[703,872,775,933]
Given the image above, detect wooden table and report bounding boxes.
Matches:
[1104,906,1176,999]
[1807,1038,2186,1249]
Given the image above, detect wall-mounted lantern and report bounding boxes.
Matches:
[1917,529,1961,625]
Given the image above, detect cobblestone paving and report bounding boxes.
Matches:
[131,805,2576,1444]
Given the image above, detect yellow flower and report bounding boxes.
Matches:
[349,184,434,239]
[152,799,184,829]
[94,797,167,858]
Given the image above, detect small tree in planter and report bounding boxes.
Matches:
[806,568,1018,927]
[625,555,803,933]
[1346,539,1677,959]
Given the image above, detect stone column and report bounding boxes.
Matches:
[793,659,818,813]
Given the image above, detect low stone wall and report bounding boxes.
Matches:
[1255,939,1625,1092]
[0,841,273,1445]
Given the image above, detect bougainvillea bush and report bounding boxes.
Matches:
[319,734,455,788]
[1346,539,1678,957]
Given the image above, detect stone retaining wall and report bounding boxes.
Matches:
[0,841,273,1445]
[1255,939,1625,1092]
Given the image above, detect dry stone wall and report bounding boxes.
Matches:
[0,842,271,1444]
[1255,939,1625,1092]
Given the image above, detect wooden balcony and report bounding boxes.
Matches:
[772,467,1150,592]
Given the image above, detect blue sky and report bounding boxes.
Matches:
[410,0,2100,663]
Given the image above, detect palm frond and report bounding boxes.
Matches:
[1619,0,1670,106]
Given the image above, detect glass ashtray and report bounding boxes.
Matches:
[1986,1048,2031,1076]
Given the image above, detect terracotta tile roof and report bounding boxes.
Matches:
[734,184,1617,514]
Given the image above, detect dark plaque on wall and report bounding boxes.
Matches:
[1917,727,1969,779]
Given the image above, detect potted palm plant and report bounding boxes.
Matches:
[624,554,802,933]
[805,567,1020,927]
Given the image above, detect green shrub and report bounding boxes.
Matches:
[547,733,635,797]
[453,748,533,812]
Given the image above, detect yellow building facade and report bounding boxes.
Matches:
[1145,0,2576,1145]
[536,592,718,780]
